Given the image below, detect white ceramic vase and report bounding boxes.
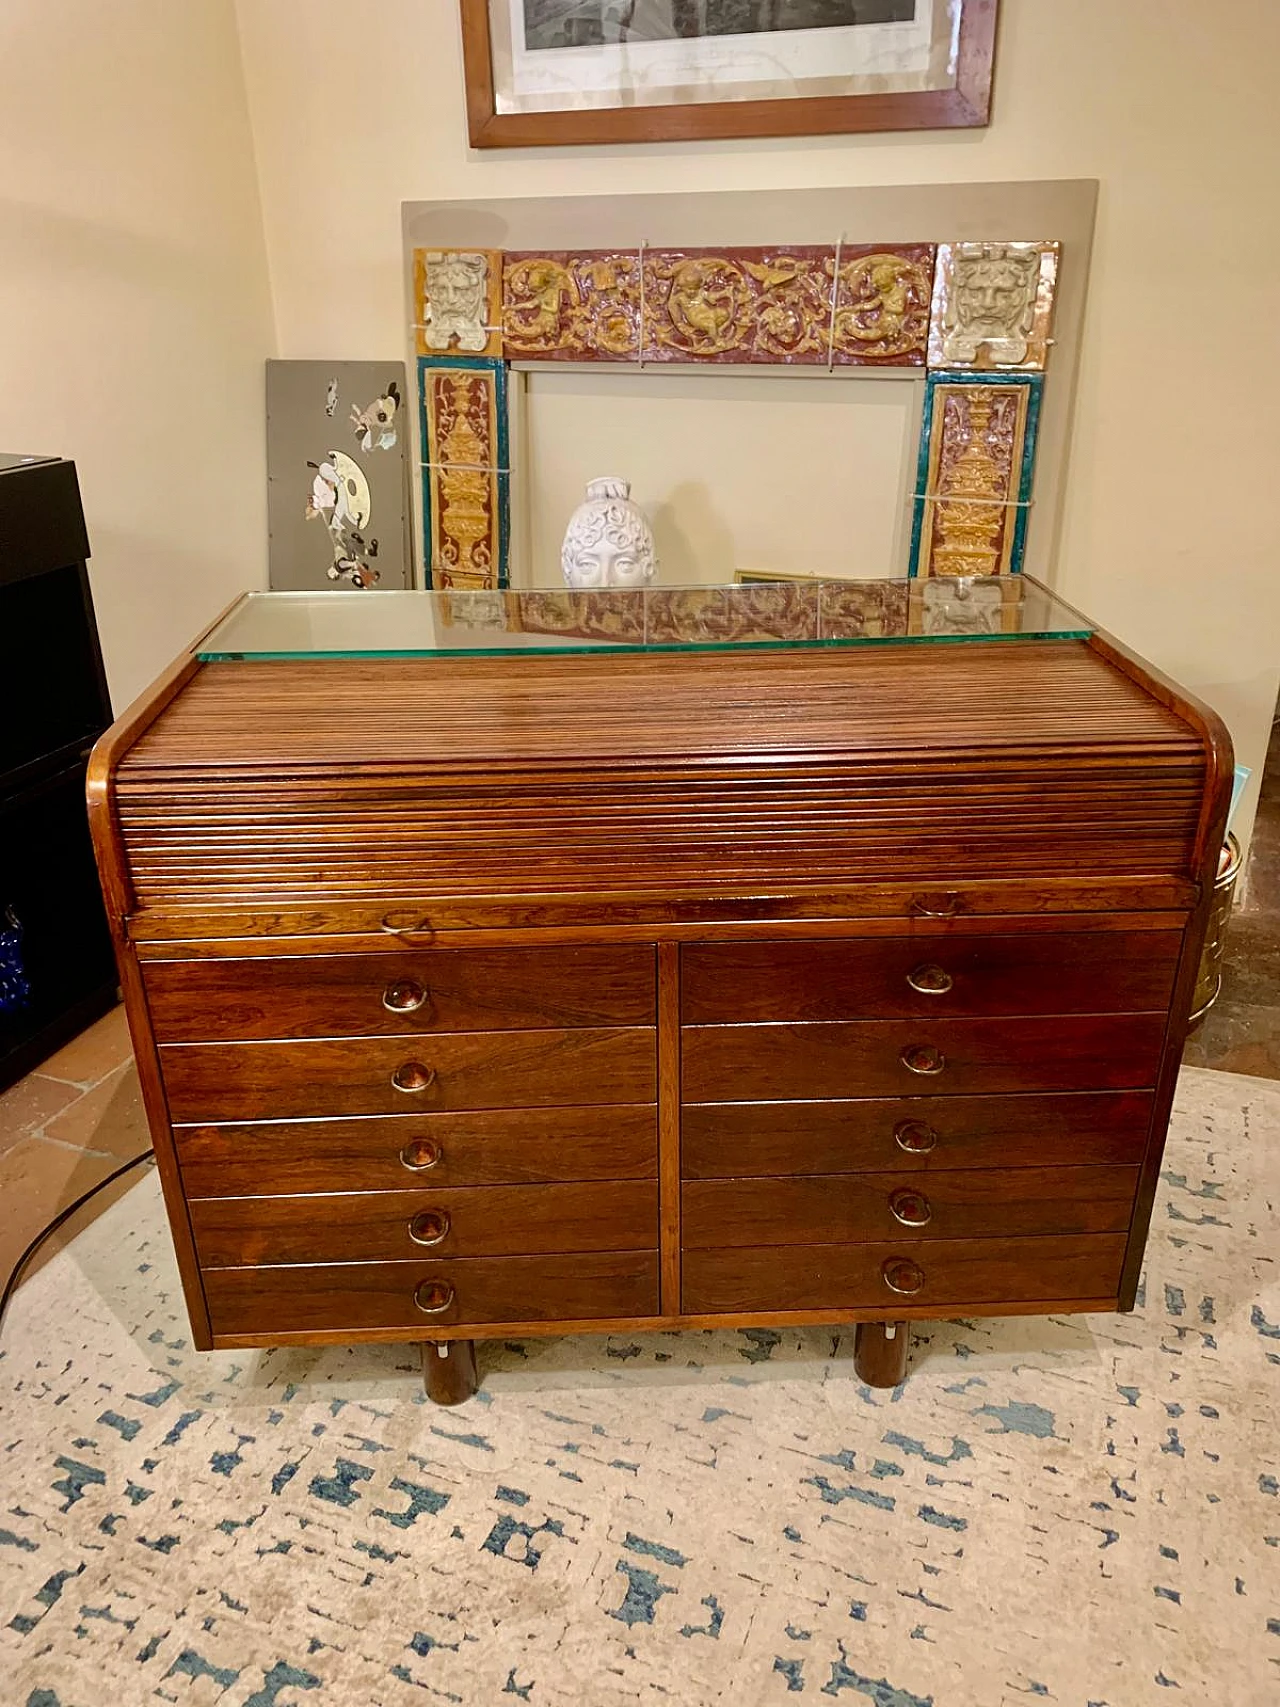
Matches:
[560,477,658,589]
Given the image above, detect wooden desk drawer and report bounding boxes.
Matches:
[191,1181,655,1267]
[683,1235,1127,1316]
[176,1106,658,1196]
[683,1166,1138,1249]
[204,1251,660,1337]
[160,1028,656,1124]
[682,1091,1153,1178]
[682,932,1181,1022]
[681,1015,1165,1103]
[144,944,655,1042]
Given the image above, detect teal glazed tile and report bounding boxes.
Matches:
[907,371,1044,578]
[418,355,510,590]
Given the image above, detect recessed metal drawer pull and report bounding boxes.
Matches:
[392,1061,437,1094]
[383,977,428,1013]
[882,1258,925,1296]
[894,1119,938,1154]
[413,1279,455,1314]
[901,1043,945,1075]
[408,1209,451,1247]
[399,1137,442,1172]
[906,963,953,996]
[910,892,962,919]
[889,1187,932,1228]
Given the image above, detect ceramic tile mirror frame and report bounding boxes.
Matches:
[457,0,999,149]
[410,233,1062,603]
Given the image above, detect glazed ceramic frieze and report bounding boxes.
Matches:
[641,248,832,365]
[502,251,643,360]
[414,249,503,359]
[929,241,1060,370]
[418,356,509,590]
[498,244,933,366]
[640,244,933,365]
[828,244,935,366]
[909,373,1042,579]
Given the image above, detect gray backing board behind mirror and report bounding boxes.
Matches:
[267,360,411,591]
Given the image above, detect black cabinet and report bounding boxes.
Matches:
[0,456,118,1091]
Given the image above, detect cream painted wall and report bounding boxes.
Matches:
[236,1,1277,847]
[0,0,275,711]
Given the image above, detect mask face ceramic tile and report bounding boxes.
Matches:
[909,373,1043,579]
[929,241,1060,370]
[414,249,503,359]
[828,244,935,367]
[418,356,509,590]
[502,252,643,361]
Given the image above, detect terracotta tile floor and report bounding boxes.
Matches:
[1,728,1277,1308]
[0,1004,150,1298]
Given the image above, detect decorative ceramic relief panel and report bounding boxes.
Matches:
[414,249,503,359]
[928,242,1060,370]
[909,373,1043,579]
[502,252,643,361]
[641,248,830,365]
[500,245,933,366]
[827,245,935,367]
[417,356,509,590]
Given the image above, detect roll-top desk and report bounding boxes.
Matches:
[87,581,1231,1404]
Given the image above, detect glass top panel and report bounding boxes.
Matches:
[196,577,1092,660]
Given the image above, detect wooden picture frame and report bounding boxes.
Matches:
[460,1,998,149]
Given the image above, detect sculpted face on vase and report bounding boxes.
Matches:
[561,477,658,589]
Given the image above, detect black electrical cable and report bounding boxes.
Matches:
[0,1148,155,1334]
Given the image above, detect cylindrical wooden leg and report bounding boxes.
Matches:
[422,1339,478,1406]
[854,1320,911,1388]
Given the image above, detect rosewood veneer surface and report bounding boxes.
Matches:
[87,626,1231,1393]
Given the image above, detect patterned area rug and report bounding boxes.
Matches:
[0,1065,1276,1707]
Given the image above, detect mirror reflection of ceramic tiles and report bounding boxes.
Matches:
[266,361,411,591]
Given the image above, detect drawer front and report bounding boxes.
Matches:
[176,1106,657,1196]
[683,1235,1127,1316]
[204,1251,660,1336]
[681,1015,1165,1103]
[145,944,655,1043]
[682,931,1181,1022]
[681,1091,1153,1178]
[191,1181,658,1267]
[160,1028,656,1124]
[683,1166,1138,1249]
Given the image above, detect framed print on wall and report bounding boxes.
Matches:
[460,0,998,148]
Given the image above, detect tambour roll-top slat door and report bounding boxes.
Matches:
[113,643,1205,912]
